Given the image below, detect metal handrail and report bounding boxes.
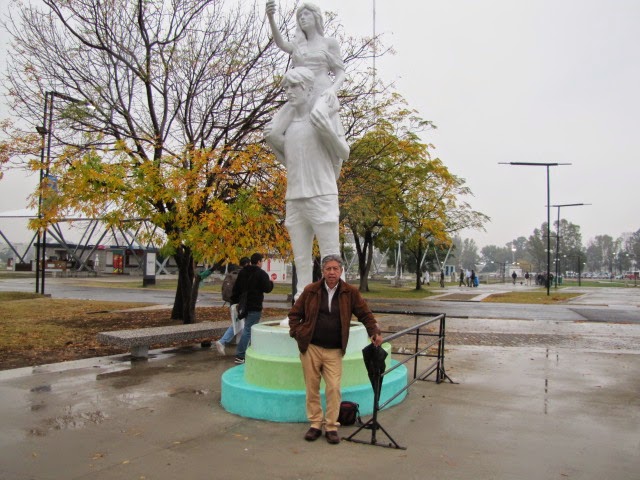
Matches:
[344,311,455,450]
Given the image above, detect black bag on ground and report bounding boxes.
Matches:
[338,401,362,426]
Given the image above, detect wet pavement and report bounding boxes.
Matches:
[0,278,639,479]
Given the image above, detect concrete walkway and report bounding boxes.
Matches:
[0,284,639,479]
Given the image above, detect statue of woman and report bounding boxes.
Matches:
[265,1,346,150]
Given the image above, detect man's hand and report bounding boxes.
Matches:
[370,334,383,347]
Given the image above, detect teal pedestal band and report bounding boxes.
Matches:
[221,359,407,422]
[219,321,408,422]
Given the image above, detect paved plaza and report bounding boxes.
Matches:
[0,278,638,479]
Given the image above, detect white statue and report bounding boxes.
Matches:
[265,1,346,150]
[265,2,349,299]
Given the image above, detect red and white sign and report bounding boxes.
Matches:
[263,258,287,282]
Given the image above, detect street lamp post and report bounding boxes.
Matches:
[34,97,50,294]
[35,90,92,295]
[500,162,571,296]
[550,203,590,288]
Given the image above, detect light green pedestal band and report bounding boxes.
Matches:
[219,319,408,422]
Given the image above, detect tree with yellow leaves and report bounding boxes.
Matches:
[341,95,488,291]
[0,0,380,323]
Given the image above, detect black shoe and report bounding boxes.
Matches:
[325,431,340,444]
[304,427,322,442]
[234,357,245,364]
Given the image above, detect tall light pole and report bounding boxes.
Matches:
[35,95,50,294]
[500,162,570,296]
[549,203,590,288]
[35,90,93,294]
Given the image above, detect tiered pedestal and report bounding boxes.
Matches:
[221,321,407,422]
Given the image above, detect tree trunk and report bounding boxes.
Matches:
[415,245,424,291]
[355,230,374,292]
[171,245,197,324]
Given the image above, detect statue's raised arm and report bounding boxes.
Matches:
[266,1,345,112]
[266,0,294,54]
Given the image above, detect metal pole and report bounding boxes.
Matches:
[35,93,50,293]
[372,0,376,79]
[546,166,551,296]
[36,90,90,293]
[41,93,56,295]
[499,162,571,295]
[550,203,589,289]
[555,206,560,288]
[372,0,377,116]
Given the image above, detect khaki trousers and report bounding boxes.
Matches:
[300,344,343,432]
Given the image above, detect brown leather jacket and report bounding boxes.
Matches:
[288,279,381,354]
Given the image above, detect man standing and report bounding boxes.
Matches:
[288,254,383,445]
[231,253,274,364]
[264,67,348,300]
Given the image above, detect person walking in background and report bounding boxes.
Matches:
[471,269,477,287]
[289,254,382,445]
[215,257,250,356]
[231,253,274,364]
[512,270,517,285]
[440,270,445,288]
[422,270,430,286]
[459,268,465,287]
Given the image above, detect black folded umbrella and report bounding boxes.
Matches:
[362,343,388,403]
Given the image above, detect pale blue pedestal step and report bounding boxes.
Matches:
[221,359,408,423]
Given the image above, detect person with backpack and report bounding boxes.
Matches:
[215,257,250,356]
[231,253,274,364]
[221,257,249,305]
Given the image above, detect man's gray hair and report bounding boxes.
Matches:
[321,254,343,268]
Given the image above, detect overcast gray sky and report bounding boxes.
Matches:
[1,0,639,249]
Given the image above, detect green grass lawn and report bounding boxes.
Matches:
[481,291,581,304]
